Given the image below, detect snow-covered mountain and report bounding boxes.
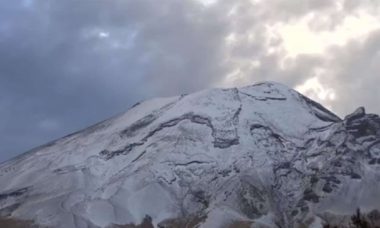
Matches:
[1,82,380,228]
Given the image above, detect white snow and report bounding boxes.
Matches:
[0,82,375,228]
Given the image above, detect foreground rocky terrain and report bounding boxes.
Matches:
[1,82,380,228]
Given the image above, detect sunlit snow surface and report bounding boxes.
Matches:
[1,82,380,228]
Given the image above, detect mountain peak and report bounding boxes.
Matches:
[1,83,379,228]
[345,106,366,122]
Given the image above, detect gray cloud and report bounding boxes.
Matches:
[0,0,379,162]
[319,29,380,115]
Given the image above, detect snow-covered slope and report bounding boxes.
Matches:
[1,82,380,228]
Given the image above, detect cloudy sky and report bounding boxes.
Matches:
[1,0,380,162]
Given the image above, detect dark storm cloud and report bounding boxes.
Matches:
[1,0,379,162]
[0,0,229,162]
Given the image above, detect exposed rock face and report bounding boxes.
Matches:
[0,218,38,228]
[0,82,380,228]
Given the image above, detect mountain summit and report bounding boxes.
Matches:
[1,82,380,228]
